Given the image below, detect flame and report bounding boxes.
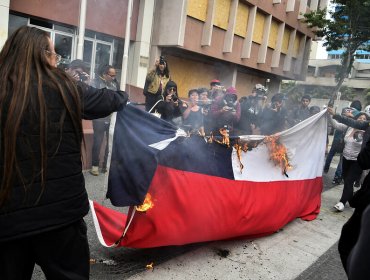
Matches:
[233,139,250,173]
[135,193,154,212]
[146,262,154,269]
[264,136,292,176]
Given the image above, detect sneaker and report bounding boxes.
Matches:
[101,167,108,173]
[334,202,345,212]
[89,166,99,176]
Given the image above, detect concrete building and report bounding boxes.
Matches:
[0,0,327,100]
[0,0,327,168]
[301,59,370,91]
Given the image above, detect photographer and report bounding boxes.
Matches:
[210,86,241,135]
[259,93,288,135]
[237,84,267,135]
[152,81,184,125]
[65,59,90,83]
[182,89,204,136]
[143,56,171,112]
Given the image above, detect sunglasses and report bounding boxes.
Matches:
[168,87,176,92]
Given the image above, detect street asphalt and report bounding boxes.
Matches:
[31,154,351,280]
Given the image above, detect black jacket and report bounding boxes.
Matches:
[0,82,128,242]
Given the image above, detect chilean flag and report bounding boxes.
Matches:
[90,104,327,248]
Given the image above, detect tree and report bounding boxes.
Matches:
[304,0,370,101]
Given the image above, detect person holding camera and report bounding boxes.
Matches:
[151,81,184,125]
[259,93,288,136]
[89,64,119,176]
[210,86,241,136]
[237,84,267,135]
[182,89,204,136]
[144,56,171,112]
[65,59,90,83]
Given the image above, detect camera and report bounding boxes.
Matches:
[159,56,166,65]
[253,84,267,100]
[77,71,88,82]
[255,88,267,100]
[171,95,178,102]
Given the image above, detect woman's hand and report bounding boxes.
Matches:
[327,107,335,115]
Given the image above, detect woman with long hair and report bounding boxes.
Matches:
[0,26,127,279]
[143,56,171,112]
[328,108,368,212]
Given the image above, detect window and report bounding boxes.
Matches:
[8,14,28,36]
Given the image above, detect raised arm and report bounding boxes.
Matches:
[77,82,128,120]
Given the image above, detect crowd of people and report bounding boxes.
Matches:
[143,57,320,140]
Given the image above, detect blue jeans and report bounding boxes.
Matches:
[324,146,343,178]
[335,155,343,179]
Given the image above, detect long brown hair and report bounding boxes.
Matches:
[0,26,83,206]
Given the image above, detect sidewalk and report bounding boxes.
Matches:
[127,185,351,280]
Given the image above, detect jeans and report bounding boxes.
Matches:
[324,145,343,178]
[92,119,110,168]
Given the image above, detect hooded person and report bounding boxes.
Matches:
[210,86,241,135]
[152,80,184,125]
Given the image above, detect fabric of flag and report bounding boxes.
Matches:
[91,105,327,248]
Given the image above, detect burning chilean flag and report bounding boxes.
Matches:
[90,104,327,248]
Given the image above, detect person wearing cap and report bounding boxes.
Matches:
[325,100,363,185]
[210,79,221,90]
[258,93,288,135]
[210,86,241,135]
[143,56,171,112]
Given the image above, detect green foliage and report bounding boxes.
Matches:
[281,82,358,108]
[304,0,370,95]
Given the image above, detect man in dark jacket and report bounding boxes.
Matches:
[259,93,288,135]
[290,95,311,126]
[89,64,120,176]
[237,84,267,135]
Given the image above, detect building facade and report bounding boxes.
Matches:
[0,0,327,100]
